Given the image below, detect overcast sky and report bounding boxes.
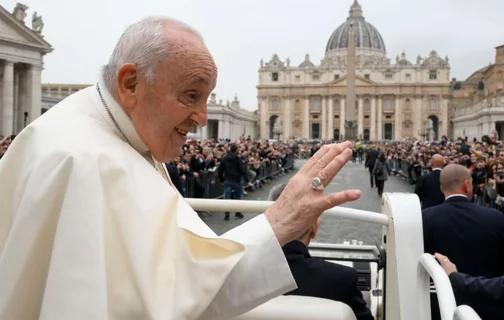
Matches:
[5,0,504,110]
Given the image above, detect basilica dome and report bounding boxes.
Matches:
[325,0,386,54]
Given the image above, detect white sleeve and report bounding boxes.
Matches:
[198,215,296,320]
[176,198,296,320]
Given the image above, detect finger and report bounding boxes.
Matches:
[299,145,331,175]
[307,141,352,177]
[321,189,361,211]
[317,148,353,185]
[434,253,448,264]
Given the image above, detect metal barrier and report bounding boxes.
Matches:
[181,155,295,199]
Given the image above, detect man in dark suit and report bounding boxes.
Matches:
[365,146,379,188]
[414,154,445,209]
[423,164,504,320]
[269,184,374,320]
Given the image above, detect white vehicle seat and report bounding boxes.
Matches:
[232,295,357,320]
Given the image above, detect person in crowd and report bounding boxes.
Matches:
[472,156,489,205]
[423,164,504,320]
[165,162,185,196]
[0,135,15,160]
[435,252,504,319]
[310,143,320,157]
[269,184,374,320]
[372,151,391,197]
[365,145,379,188]
[414,154,445,209]
[218,143,249,220]
[0,16,362,319]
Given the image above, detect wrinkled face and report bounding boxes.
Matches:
[116,29,217,162]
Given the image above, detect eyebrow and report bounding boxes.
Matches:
[188,76,210,85]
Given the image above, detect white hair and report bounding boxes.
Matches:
[102,16,203,92]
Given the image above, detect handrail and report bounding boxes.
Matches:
[185,198,389,226]
[419,253,457,320]
[453,305,482,320]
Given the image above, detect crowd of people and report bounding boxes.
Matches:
[160,136,297,221]
[368,132,504,212]
[0,135,15,160]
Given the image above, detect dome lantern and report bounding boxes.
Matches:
[349,0,363,18]
[325,0,386,54]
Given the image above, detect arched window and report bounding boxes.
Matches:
[295,99,301,113]
[334,99,340,113]
[405,98,411,111]
[271,98,279,112]
[429,97,437,111]
[384,97,392,110]
[312,97,320,111]
[364,98,370,111]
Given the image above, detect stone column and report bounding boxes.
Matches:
[259,97,268,139]
[340,96,346,139]
[328,96,334,140]
[26,64,43,125]
[13,68,19,133]
[218,120,224,139]
[283,97,291,139]
[304,97,310,139]
[2,61,14,136]
[201,124,208,140]
[358,96,363,138]
[414,95,422,140]
[225,120,231,139]
[370,96,376,140]
[377,96,383,139]
[394,95,401,140]
[441,95,449,137]
[321,96,327,140]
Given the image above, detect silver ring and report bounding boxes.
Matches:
[311,177,324,191]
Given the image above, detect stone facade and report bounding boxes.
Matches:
[0,4,52,136]
[41,83,90,112]
[195,93,256,141]
[451,45,504,140]
[257,0,451,141]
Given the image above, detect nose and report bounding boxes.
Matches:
[191,104,208,127]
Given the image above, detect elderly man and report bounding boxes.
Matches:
[0,17,361,320]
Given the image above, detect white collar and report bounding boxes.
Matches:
[432,168,442,171]
[95,78,149,155]
[445,194,467,200]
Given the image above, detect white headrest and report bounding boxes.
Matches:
[232,295,357,320]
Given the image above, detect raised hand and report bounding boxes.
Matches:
[264,141,361,246]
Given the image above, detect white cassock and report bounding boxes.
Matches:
[0,79,296,320]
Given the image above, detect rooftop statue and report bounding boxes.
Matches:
[13,3,28,23]
[32,12,44,34]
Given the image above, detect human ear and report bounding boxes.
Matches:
[116,63,140,108]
